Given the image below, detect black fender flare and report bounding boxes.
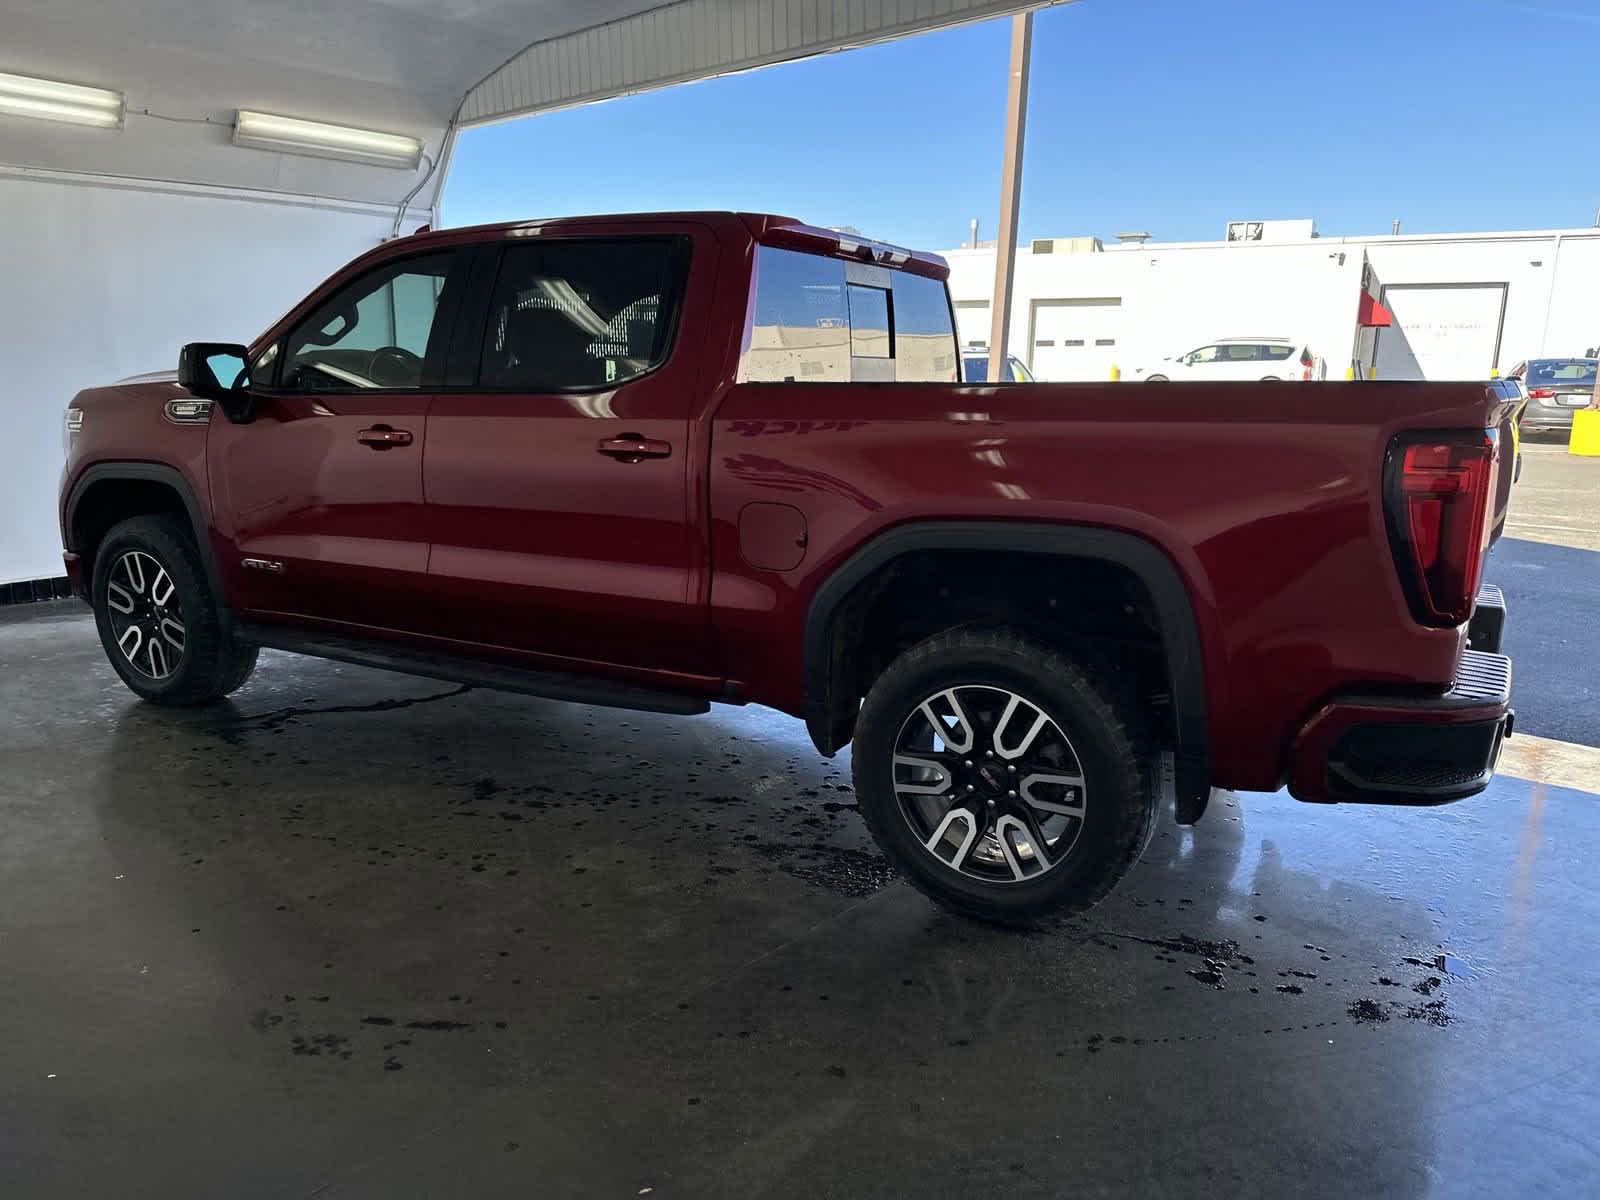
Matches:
[801,521,1213,823]
[64,462,229,619]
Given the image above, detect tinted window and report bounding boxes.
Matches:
[740,247,957,383]
[1221,343,1260,362]
[892,271,958,383]
[1527,359,1598,384]
[479,239,682,390]
[847,284,892,358]
[740,247,850,382]
[1260,344,1296,361]
[282,253,453,391]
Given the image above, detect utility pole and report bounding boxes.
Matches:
[986,11,1033,386]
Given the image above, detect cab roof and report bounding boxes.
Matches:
[403,211,949,280]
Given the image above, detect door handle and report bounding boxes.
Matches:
[357,425,413,449]
[597,434,672,462]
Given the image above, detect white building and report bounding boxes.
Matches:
[943,221,1600,382]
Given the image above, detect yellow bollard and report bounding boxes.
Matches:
[1109,364,1121,382]
[1570,408,1600,456]
[1367,365,1376,380]
[1344,366,1355,380]
[1490,367,1500,379]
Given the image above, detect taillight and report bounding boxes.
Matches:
[1528,387,1554,399]
[1301,350,1313,381]
[1383,432,1497,627]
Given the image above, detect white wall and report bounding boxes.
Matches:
[946,241,1363,379]
[1544,237,1600,358]
[945,228,1600,382]
[1365,233,1600,366]
[1,171,412,583]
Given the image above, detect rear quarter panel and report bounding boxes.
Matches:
[708,380,1499,791]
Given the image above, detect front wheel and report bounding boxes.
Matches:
[92,514,258,705]
[851,628,1158,923]
[1144,374,1169,383]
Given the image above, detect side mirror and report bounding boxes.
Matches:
[178,342,254,424]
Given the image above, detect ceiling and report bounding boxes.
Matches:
[0,0,1065,218]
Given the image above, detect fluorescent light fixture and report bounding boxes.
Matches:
[0,71,123,129]
[233,110,422,170]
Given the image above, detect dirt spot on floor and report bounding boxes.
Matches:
[1405,1000,1451,1026]
[752,842,895,898]
[1347,999,1390,1025]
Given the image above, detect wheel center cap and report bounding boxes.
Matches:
[976,762,1008,794]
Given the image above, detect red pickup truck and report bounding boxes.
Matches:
[59,211,1516,921]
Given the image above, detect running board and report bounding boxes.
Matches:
[236,624,712,716]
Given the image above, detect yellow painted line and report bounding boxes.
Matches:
[1497,732,1600,796]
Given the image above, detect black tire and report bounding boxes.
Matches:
[91,514,257,705]
[1145,374,1169,383]
[852,628,1158,924]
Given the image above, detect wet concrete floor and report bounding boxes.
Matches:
[2,603,1596,1198]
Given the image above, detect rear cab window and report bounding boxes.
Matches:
[738,246,957,384]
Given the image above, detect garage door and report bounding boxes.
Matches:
[1373,283,1507,380]
[954,301,991,350]
[1029,298,1123,382]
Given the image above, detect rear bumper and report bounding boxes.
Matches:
[1520,409,1577,432]
[1289,584,1512,806]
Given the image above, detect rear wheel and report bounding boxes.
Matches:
[92,515,257,705]
[852,628,1158,923]
[1145,374,1169,383]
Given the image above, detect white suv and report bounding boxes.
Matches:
[1139,337,1319,382]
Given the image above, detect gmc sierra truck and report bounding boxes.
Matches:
[59,212,1516,921]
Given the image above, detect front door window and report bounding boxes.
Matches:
[280,254,455,392]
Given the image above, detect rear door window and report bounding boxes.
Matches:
[1259,344,1296,361]
[478,238,685,391]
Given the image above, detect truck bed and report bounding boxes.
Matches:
[708,379,1516,792]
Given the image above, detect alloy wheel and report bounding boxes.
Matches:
[891,685,1088,884]
[104,550,186,680]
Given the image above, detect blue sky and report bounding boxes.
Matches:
[444,0,1600,251]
